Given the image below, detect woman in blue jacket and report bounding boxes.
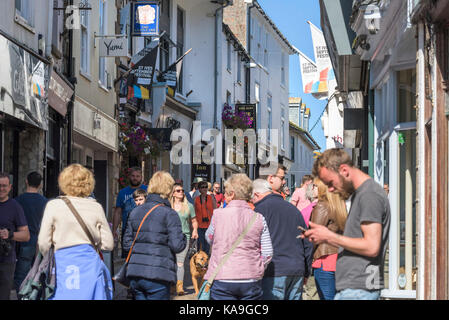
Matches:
[123,171,186,300]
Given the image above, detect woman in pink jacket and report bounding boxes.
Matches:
[205,174,273,300]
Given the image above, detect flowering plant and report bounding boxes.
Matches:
[118,122,160,158]
[221,104,253,130]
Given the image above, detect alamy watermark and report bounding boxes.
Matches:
[170,121,281,173]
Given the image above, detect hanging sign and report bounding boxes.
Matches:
[132,2,159,37]
[99,37,128,57]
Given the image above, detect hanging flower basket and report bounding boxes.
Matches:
[221,104,253,130]
[118,122,160,158]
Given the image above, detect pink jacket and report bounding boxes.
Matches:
[204,200,266,281]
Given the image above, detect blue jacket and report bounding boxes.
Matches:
[123,194,186,283]
[254,193,313,278]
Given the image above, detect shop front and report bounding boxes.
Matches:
[72,96,119,216]
[0,32,49,196]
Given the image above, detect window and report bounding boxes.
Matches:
[291,174,296,190]
[176,7,185,94]
[397,69,416,123]
[15,0,34,27]
[290,136,295,161]
[255,83,260,130]
[281,106,285,150]
[267,95,272,142]
[227,41,232,71]
[281,52,286,85]
[99,0,107,86]
[80,4,90,75]
[237,55,242,83]
[226,91,232,106]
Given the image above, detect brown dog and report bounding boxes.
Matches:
[190,250,209,296]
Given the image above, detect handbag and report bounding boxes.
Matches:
[197,211,259,300]
[18,246,56,300]
[112,204,162,287]
[60,196,104,260]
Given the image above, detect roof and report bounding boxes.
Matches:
[252,1,297,55]
[289,121,321,150]
[289,97,302,104]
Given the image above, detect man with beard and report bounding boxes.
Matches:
[302,148,390,300]
[112,167,148,259]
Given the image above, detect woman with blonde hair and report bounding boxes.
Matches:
[37,164,114,300]
[204,173,273,300]
[309,177,348,300]
[169,182,198,295]
[123,171,186,300]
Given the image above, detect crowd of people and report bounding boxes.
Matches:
[0,148,390,300]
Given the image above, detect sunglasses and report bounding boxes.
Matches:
[174,189,184,193]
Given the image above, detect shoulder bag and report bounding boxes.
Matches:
[112,204,162,288]
[60,196,104,260]
[18,246,56,300]
[197,211,259,300]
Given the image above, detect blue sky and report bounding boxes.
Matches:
[258,0,327,151]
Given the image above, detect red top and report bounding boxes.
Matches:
[194,195,214,228]
[312,253,338,272]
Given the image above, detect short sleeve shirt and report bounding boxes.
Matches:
[175,203,196,236]
[116,185,148,233]
[0,199,28,263]
[335,179,391,291]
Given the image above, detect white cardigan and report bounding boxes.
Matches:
[38,196,114,254]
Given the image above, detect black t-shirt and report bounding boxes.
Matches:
[0,198,28,263]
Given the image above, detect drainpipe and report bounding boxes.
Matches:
[247,1,255,178]
[46,0,54,58]
[213,0,231,182]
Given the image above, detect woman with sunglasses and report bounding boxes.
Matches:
[170,183,198,295]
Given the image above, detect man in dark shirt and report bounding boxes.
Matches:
[13,172,48,291]
[0,173,29,300]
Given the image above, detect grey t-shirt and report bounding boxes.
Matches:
[335,179,391,292]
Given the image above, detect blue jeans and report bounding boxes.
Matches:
[129,278,171,300]
[313,266,336,300]
[14,245,36,291]
[197,228,210,255]
[262,276,304,300]
[211,280,263,300]
[334,288,381,300]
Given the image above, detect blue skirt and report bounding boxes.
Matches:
[50,244,113,300]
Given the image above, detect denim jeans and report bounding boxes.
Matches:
[14,245,36,291]
[313,266,336,300]
[176,235,190,281]
[129,278,171,300]
[262,276,304,300]
[0,262,15,300]
[211,280,263,300]
[197,228,210,255]
[334,288,381,300]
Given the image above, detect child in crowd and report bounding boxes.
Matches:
[133,188,148,206]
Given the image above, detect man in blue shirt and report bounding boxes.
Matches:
[13,172,48,291]
[112,167,147,258]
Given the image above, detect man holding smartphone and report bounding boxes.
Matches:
[303,148,390,300]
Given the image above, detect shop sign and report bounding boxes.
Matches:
[193,164,211,182]
[132,2,159,37]
[48,70,74,117]
[99,37,128,57]
[0,34,49,130]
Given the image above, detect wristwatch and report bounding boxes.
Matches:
[8,229,14,240]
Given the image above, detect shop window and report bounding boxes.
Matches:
[397,69,416,123]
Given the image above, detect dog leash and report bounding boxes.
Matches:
[202,211,259,293]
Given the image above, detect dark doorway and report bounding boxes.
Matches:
[94,160,108,212]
